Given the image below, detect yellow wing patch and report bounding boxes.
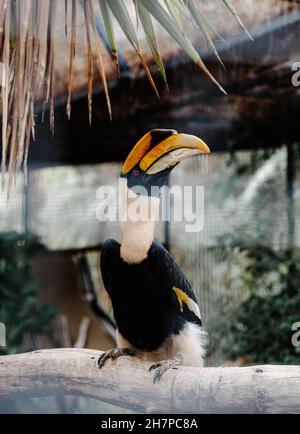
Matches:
[172,286,201,319]
[172,286,190,312]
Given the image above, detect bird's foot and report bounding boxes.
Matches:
[149,353,183,384]
[98,347,135,369]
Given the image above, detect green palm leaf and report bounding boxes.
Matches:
[222,0,253,41]
[107,0,159,98]
[140,0,227,94]
[185,0,225,69]
[1,0,254,184]
[164,0,185,31]
[137,1,168,89]
[98,0,119,74]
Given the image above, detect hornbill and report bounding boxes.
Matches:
[98,129,209,383]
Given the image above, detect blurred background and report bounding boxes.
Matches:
[1,0,300,413]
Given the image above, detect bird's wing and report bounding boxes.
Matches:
[100,238,121,298]
[148,240,202,326]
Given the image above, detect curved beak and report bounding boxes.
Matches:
[121,130,210,175]
[140,133,210,174]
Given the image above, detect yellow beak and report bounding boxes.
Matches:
[121,130,210,175]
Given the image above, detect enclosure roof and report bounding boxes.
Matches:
[26,1,300,165]
[52,0,298,101]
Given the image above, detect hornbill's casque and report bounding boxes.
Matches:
[98,129,209,383]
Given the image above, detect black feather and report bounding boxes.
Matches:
[100,238,201,352]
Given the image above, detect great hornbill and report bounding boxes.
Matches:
[98,129,209,383]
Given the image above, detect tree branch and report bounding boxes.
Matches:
[0,349,300,413]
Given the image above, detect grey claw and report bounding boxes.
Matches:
[98,348,135,369]
[150,353,183,383]
[110,348,122,360]
[98,351,111,369]
[153,367,164,384]
[149,363,160,372]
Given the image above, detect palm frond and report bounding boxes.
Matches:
[137,1,168,90]
[83,0,93,125]
[140,0,227,94]
[185,0,225,69]
[98,0,119,74]
[1,0,10,183]
[164,0,185,31]
[0,0,251,189]
[222,0,254,41]
[107,0,159,98]
[66,0,77,120]
[65,0,68,36]
[88,0,112,120]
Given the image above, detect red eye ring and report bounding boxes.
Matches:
[133,169,140,176]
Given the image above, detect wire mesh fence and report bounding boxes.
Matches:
[1,145,298,364]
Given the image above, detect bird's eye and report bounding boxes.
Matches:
[133,169,140,176]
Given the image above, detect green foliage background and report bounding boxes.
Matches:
[0,232,56,355]
[219,235,300,365]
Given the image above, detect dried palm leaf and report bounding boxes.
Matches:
[1,0,249,190]
[107,0,159,98]
[88,0,112,120]
[98,0,119,75]
[83,0,93,125]
[66,0,77,119]
[140,0,226,94]
[0,0,9,55]
[1,0,10,183]
[65,0,68,36]
[49,0,57,134]
[222,0,253,41]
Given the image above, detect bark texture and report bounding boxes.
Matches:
[0,348,300,413]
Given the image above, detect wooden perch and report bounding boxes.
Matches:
[0,349,300,413]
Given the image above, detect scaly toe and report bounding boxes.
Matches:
[150,353,183,383]
[98,348,135,368]
[110,348,123,360]
[149,362,162,372]
[153,366,168,384]
[98,351,111,369]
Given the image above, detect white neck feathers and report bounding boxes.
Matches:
[120,184,159,264]
[120,219,155,264]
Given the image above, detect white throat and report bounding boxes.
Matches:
[120,183,160,264]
